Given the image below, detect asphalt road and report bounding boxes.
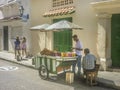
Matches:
[0,59,115,90]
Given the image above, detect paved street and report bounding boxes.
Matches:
[0,59,115,90]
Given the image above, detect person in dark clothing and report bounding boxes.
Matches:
[14,36,21,59]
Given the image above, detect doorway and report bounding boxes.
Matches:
[3,26,9,51]
[111,14,120,67]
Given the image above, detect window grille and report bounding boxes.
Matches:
[53,0,73,7]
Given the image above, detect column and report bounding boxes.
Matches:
[96,13,112,70]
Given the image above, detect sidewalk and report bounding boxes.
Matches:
[0,51,120,90]
[0,51,35,69]
[97,71,120,90]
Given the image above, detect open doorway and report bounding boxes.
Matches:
[3,26,9,51]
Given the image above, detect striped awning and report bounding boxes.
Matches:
[43,6,75,17]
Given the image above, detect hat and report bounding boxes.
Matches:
[72,34,77,38]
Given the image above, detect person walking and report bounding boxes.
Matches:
[21,37,27,58]
[14,36,21,59]
[72,34,83,77]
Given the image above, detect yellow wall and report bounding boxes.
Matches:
[73,0,98,55]
[30,0,98,56]
[30,0,51,25]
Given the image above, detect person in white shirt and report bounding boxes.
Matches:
[82,48,96,72]
[72,34,83,76]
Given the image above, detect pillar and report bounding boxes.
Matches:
[96,13,112,70]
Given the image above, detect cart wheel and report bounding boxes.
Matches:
[39,65,49,80]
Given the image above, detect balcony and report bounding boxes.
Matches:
[0,0,22,21]
[0,0,19,8]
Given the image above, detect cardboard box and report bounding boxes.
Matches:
[66,72,74,84]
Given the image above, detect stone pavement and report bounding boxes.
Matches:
[0,51,120,90]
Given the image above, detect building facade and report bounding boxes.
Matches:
[91,0,120,69]
[0,0,31,54]
[30,0,97,54]
[31,0,120,70]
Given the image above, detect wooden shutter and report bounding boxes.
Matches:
[53,17,72,52]
[111,14,120,67]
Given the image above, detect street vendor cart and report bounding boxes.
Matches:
[32,55,76,79]
[31,20,83,80]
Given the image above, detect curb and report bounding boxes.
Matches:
[97,78,120,90]
[107,68,120,72]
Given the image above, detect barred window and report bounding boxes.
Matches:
[53,0,73,7]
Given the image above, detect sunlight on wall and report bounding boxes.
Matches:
[0,11,4,19]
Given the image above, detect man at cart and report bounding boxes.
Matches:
[72,34,83,77]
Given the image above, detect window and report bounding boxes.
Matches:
[53,0,73,7]
[53,17,72,52]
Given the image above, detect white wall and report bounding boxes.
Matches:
[73,0,98,55]
[0,0,31,54]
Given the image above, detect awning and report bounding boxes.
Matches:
[30,24,50,30]
[43,6,75,17]
[46,20,83,30]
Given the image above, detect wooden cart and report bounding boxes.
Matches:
[32,55,76,79]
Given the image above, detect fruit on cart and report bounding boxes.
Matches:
[61,52,76,57]
[53,50,61,56]
[40,48,76,57]
[40,48,54,55]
